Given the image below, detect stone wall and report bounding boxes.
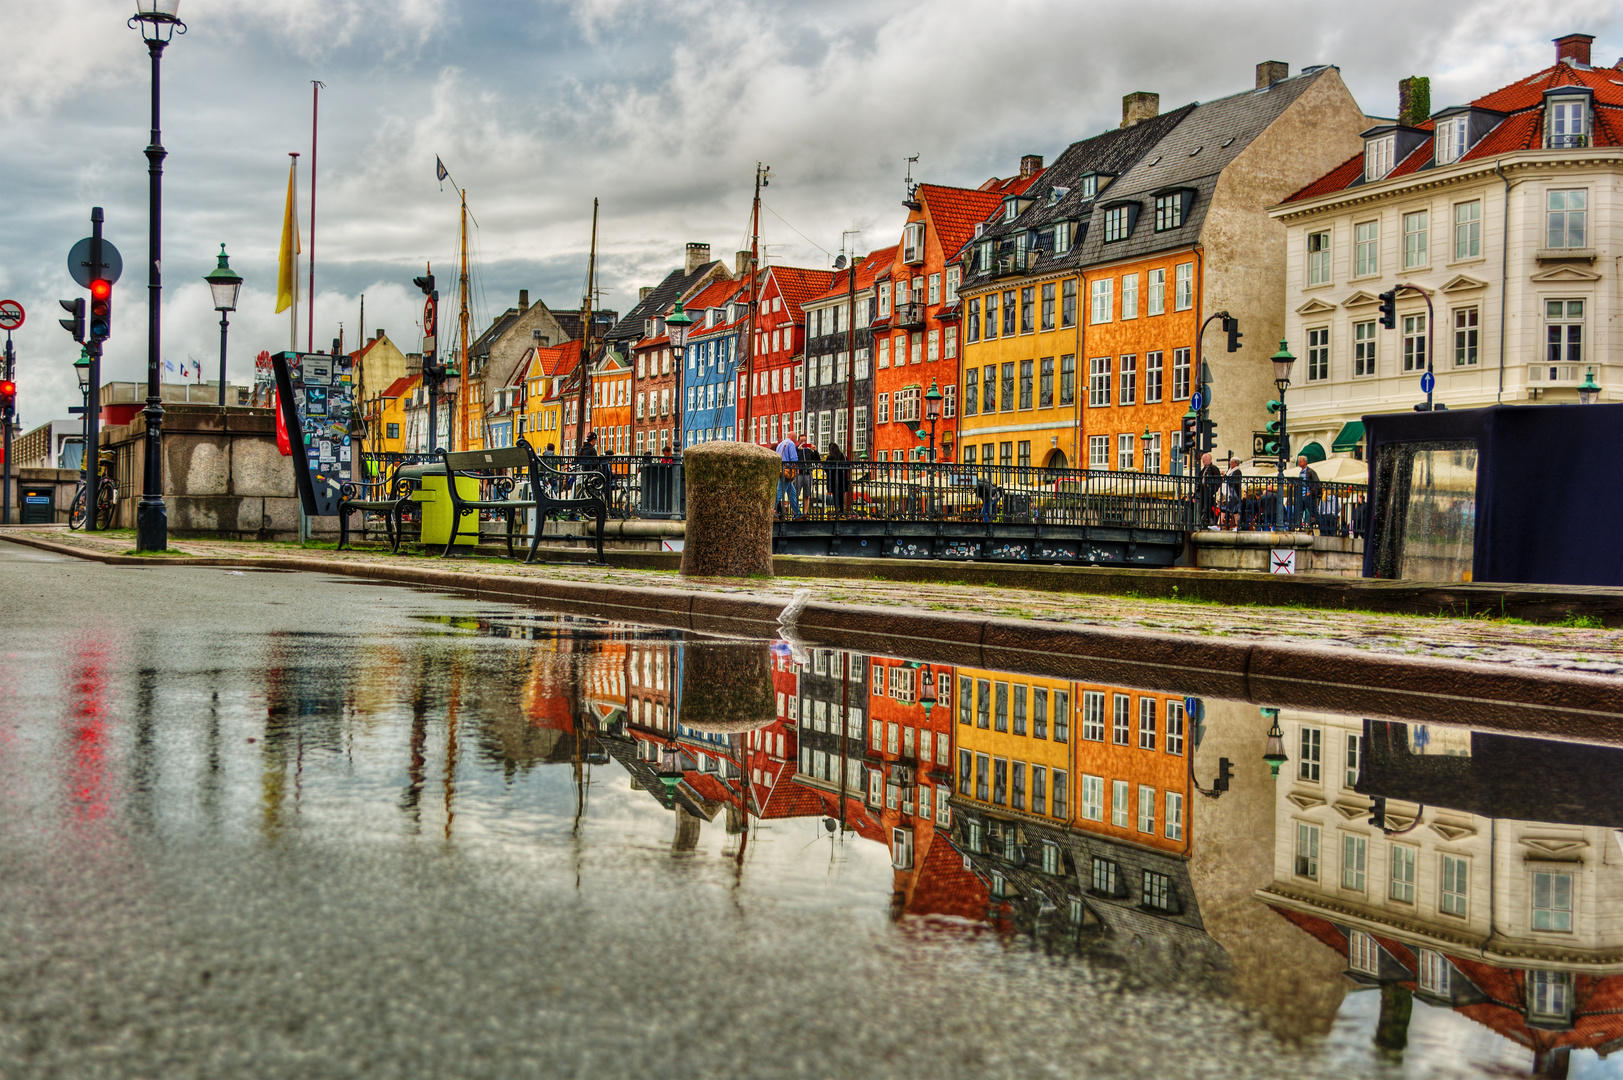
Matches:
[1,468,80,524]
[1191,530,1364,576]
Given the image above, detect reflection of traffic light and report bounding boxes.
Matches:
[89,279,112,342]
[1215,757,1233,793]
[0,380,15,415]
[1368,796,1387,831]
[59,298,86,341]
[1377,289,1396,330]
[1223,316,1243,353]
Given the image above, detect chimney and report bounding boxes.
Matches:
[639,286,654,302]
[1120,91,1159,129]
[1555,33,1594,66]
[1256,61,1289,88]
[375,329,384,343]
[406,353,422,375]
[735,250,751,277]
[1020,154,1043,179]
[518,289,529,312]
[1398,75,1431,127]
[684,242,710,275]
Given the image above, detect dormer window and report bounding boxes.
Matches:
[978,240,994,273]
[1079,175,1098,198]
[1003,200,1018,222]
[1365,134,1395,181]
[1548,96,1589,148]
[1053,220,1073,255]
[1102,203,1137,243]
[1154,190,1193,231]
[1435,117,1469,164]
[1048,186,1069,206]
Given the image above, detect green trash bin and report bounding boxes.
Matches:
[21,486,55,525]
[398,463,479,549]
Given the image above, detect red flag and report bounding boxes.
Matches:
[274,389,292,456]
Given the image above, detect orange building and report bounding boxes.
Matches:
[590,349,633,455]
[1070,682,1192,853]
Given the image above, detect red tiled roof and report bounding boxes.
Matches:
[804,245,898,306]
[765,265,839,321]
[1471,62,1623,114]
[759,774,830,820]
[379,374,417,399]
[531,341,580,378]
[905,832,989,920]
[682,772,735,805]
[918,184,1005,262]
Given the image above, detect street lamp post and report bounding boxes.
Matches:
[923,380,942,518]
[666,301,693,451]
[204,244,242,407]
[130,0,185,552]
[1578,367,1601,405]
[1268,340,1296,529]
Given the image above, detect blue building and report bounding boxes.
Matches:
[681,284,747,446]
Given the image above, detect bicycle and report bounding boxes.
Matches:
[69,450,118,530]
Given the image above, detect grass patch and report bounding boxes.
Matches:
[1556,612,1607,630]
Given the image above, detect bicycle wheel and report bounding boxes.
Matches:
[96,484,116,530]
[69,487,87,530]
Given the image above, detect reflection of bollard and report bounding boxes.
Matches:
[680,442,779,578]
[678,641,776,734]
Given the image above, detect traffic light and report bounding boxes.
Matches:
[0,380,15,414]
[89,279,112,342]
[59,298,86,342]
[1223,316,1243,353]
[1265,398,1283,415]
[1262,418,1284,457]
[1368,796,1387,831]
[1377,289,1396,330]
[1180,412,1198,452]
[1214,757,1234,793]
[1199,416,1217,455]
[413,273,436,297]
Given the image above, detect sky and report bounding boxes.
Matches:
[3,0,1620,428]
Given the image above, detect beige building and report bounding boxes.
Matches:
[1272,34,1623,462]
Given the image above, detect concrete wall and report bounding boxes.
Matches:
[1192,530,1364,575]
[1,467,80,524]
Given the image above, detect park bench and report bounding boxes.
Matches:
[440,440,608,563]
[337,462,413,553]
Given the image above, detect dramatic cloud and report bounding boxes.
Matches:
[2,0,1618,426]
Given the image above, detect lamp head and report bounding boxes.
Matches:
[1269,340,1296,385]
[204,244,243,313]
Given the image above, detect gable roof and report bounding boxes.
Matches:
[605,260,728,346]
[379,374,418,399]
[804,245,898,306]
[916,184,1005,262]
[763,265,839,322]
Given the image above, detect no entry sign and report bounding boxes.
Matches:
[0,300,24,331]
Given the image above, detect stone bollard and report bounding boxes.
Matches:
[680,441,780,578]
[676,641,776,734]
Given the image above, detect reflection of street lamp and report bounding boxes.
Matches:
[130,0,186,552]
[1140,425,1153,472]
[204,243,242,407]
[666,301,693,448]
[918,662,937,720]
[1261,707,1287,778]
[1578,367,1601,405]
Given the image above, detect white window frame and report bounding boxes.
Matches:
[1402,209,1428,270]
[1548,98,1588,150]
[1295,821,1320,880]
[1418,949,1451,995]
[1111,779,1129,827]
[1389,843,1416,903]
[1354,220,1379,277]
[1453,199,1482,260]
[1120,273,1138,320]
[1088,357,1111,408]
[1531,868,1574,932]
[1137,785,1155,834]
[1341,832,1367,892]
[1364,134,1394,182]
[1453,306,1479,367]
[1353,320,1377,378]
[1081,774,1104,821]
[1306,326,1329,382]
[1090,278,1113,324]
[1307,231,1331,286]
[1299,726,1322,782]
[1173,263,1193,311]
[1147,268,1166,314]
[1165,790,1183,841]
[1403,313,1428,372]
[1348,928,1380,975]
[1435,116,1468,165]
[1440,853,1470,917]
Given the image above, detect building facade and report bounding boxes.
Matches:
[743,265,835,447]
[801,246,893,457]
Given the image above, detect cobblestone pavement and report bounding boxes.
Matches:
[11,528,1623,677]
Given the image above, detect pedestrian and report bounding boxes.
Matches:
[796,435,821,513]
[540,442,561,497]
[1197,451,1221,528]
[1296,453,1322,531]
[1221,455,1243,529]
[775,431,802,519]
[825,441,849,515]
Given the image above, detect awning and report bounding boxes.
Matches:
[1331,421,1366,452]
[1297,441,1327,464]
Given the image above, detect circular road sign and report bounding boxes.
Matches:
[423,297,436,337]
[1420,370,1436,395]
[1190,391,1204,412]
[0,299,24,331]
[67,238,124,289]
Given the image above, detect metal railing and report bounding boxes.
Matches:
[1206,473,1369,538]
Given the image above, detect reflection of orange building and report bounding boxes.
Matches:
[1071,681,1191,853]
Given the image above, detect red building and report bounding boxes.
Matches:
[743,265,837,446]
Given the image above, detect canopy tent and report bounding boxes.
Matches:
[1331,421,1365,452]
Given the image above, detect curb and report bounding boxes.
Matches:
[6,531,1621,733]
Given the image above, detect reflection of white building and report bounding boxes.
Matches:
[1258,711,1623,1073]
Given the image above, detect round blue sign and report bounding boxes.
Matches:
[1190,391,1204,412]
[1420,370,1435,394]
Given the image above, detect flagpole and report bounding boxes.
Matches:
[288,151,299,352]
[308,81,324,354]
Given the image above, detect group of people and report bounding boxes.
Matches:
[1196,451,1325,532]
[775,433,848,519]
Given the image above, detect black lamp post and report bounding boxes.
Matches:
[1261,707,1288,778]
[1268,340,1296,528]
[666,301,693,450]
[1140,425,1154,472]
[130,0,184,552]
[204,244,242,407]
[923,379,942,462]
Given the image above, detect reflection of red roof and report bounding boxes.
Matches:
[683,772,735,805]
[918,184,1005,262]
[905,832,989,920]
[765,266,839,322]
[805,246,898,306]
[759,772,829,820]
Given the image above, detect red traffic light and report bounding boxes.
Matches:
[0,380,16,399]
[90,279,112,301]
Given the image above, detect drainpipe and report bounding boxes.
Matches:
[1073,269,1084,468]
[1493,161,1513,405]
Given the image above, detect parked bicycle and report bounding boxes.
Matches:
[69,450,118,530]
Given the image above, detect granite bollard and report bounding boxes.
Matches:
[676,641,777,734]
[680,441,779,578]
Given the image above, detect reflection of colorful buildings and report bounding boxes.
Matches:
[1261,713,1623,1077]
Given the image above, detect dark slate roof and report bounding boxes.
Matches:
[1072,68,1335,266]
[604,261,726,346]
[957,103,1195,290]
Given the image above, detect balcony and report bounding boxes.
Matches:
[991,249,1037,278]
[893,301,926,329]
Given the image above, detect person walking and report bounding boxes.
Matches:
[1197,451,1221,528]
[796,435,821,515]
[1221,455,1244,529]
[775,432,802,519]
[825,442,849,515]
[1296,453,1322,531]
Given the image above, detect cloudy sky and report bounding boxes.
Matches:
[3,0,1618,426]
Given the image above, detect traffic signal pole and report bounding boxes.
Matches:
[2,332,13,525]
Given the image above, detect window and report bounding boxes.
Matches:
[1089,357,1111,407]
[1039,840,1059,875]
[1418,950,1451,995]
[1091,856,1118,896]
[1136,351,1162,407]
[927,330,940,362]
[1001,291,1016,338]
[1341,834,1367,891]
[1053,691,1068,742]
[1306,326,1329,382]
[1364,134,1394,182]
[1174,263,1193,310]
[1103,205,1130,241]
[1053,220,1072,254]
[1090,279,1113,324]
[1061,279,1077,328]
[1052,770,1067,816]
[1532,870,1574,932]
[965,298,980,344]
[1111,780,1129,827]
[1081,774,1103,821]
[1012,685,1027,736]
[386,422,400,440]
[1019,359,1034,409]
[976,680,991,729]
[1295,822,1320,879]
[1530,971,1571,1022]
[1020,287,1035,334]
[1039,358,1054,408]
[1354,220,1379,277]
[1165,700,1184,755]
[877,392,889,425]
[1112,694,1130,745]
[1142,870,1174,911]
[1548,98,1588,149]
[1348,929,1380,976]
[1453,307,1479,367]
[945,267,959,302]
[984,293,997,339]
[1147,268,1166,314]
[1299,727,1322,781]
[928,272,941,305]
[1454,200,1481,260]
[1154,193,1183,231]
[1134,787,1155,834]
[975,754,990,800]
[1402,313,1427,372]
[1032,765,1046,815]
[994,682,1009,732]
[1354,320,1377,377]
[1079,175,1097,199]
[1117,432,1134,471]
[1032,687,1048,739]
[1033,284,1054,334]
[1546,299,1584,365]
[1082,691,1105,741]
[1547,189,1587,248]
[1435,117,1469,165]
[1118,354,1136,405]
[1138,697,1156,750]
[1001,363,1016,412]
[944,327,957,361]
[1390,844,1416,903]
[1440,854,1469,916]
[1060,356,1076,406]
[1089,435,1109,469]
[1307,231,1331,286]
[1011,762,1025,810]
[982,366,997,414]
[1344,733,1360,789]
[1172,348,1191,400]
[1403,210,1428,269]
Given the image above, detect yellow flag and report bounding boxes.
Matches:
[275,159,301,313]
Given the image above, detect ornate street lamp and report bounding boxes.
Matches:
[1578,367,1600,405]
[918,662,938,720]
[923,380,942,462]
[74,348,92,391]
[130,0,186,551]
[1268,340,1297,528]
[1261,707,1288,778]
[1140,425,1154,472]
[666,301,693,448]
[204,244,242,407]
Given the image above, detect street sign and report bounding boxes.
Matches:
[0,300,23,330]
[1190,391,1204,412]
[1420,370,1435,395]
[67,237,123,288]
[423,297,436,337]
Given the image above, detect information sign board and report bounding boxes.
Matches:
[269,349,355,515]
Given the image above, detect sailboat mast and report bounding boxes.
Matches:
[574,199,598,455]
[458,188,470,454]
[741,164,764,439]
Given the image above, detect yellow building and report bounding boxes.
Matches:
[952,666,1075,823]
[518,342,578,453]
[361,372,419,461]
